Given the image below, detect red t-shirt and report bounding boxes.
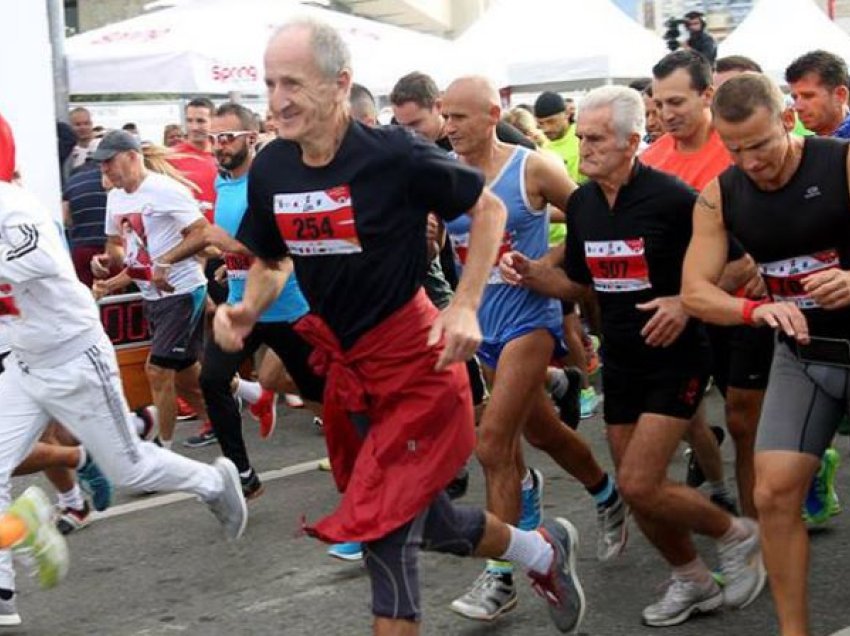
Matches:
[640,129,731,192]
[0,113,15,182]
[167,142,218,221]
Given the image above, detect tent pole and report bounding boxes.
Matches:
[46,0,69,122]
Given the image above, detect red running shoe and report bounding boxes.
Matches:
[176,397,198,421]
[249,389,278,440]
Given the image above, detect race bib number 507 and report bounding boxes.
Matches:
[585,238,652,293]
[274,185,363,256]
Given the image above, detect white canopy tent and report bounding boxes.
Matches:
[65,0,455,96]
[720,0,850,83]
[452,0,668,92]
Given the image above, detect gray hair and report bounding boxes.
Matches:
[272,18,352,79]
[579,86,646,147]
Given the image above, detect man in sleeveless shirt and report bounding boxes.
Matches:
[441,76,625,623]
[683,73,850,636]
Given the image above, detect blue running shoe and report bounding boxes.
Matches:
[328,541,363,561]
[77,455,113,512]
[803,447,841,525]
[519,468,544,531]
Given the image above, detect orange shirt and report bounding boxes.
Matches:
[640,129,731,192]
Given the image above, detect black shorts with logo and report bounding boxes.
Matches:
[707,324,775,396]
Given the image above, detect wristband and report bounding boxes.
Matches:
[741,298,766,325]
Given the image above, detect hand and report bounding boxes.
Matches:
[151,263,175,293]
[637,296,689,347]
[802,269,850,310]
[427,302,482,371]
[213,303,259,352]
[752,301,810,344]
[214,264,227,284]
[741,272,767,299]
[92,280,110,301]
[91,253,111,279]
[499,250,534,286]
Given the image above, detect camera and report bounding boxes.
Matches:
[663,18,686,52]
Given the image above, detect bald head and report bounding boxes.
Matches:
[442,76,501,157]
[444,76,501,113]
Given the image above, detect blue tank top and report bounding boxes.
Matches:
[215,174,309,324]
[445,147,563,343]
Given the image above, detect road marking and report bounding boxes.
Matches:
[95,458,326,521]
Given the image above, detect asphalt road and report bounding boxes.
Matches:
[8,391,850,635]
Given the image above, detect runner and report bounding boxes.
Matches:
[441,76,625,622]
[682,72,850,636]
[501,85,765,627]
[216,18,586,634]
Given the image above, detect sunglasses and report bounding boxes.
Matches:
[209,131,253,145]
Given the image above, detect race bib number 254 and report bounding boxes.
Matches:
[274,185,363,256]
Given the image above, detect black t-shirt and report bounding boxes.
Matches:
[564,162,706,362]
[721,136,850,339]
[237,121,485,350]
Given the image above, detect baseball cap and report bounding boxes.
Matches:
[92,129,141,161]
[534,92,566,119]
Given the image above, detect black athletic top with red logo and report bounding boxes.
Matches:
[720,136,850,339]
[563,161,707,364]
[237,121,485,350]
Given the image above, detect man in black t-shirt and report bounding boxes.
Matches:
[214,18,587,634]
[502,85,765,628]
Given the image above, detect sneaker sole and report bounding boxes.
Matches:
[182,438,218,449]
[554,517,587,632]
[734,555,767,610]
[327,549,363,562]
[642,592,723,627]
[244,483,266,502]
[0,614,22,626]
[215,458,248,541]
[449,593,518,621]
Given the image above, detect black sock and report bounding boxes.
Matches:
[0,588,14,601]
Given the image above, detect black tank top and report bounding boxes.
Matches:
[720,136,850,338]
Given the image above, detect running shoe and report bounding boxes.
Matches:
[77,455,113,512]
[579,387,600,420]
[312,416,324,434]
[183,425,217,449]
[0,595,20,627]
[135,405,158,440]
[450,569,517,621]
[207,458,248,541]
[685,426,725,488]
[248,389,278,440]
[596,496,628,562]
[7,486,70,589]
[717,518,766,609]
[585,334,602,377]
[519,468,544,531]
[240,469,265,501]
[642,577,722,627]
[327,541,363,561]
[55,501,92,536]
[176,397,198,421]
[529,517,586,633]
[803,447,841,525]
[554,367,582,429]
[445,465,470,500]
[284,393,305,408]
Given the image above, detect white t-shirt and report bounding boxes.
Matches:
[0,182,102,367]
[70,139,100,169]
[105,172,206,301]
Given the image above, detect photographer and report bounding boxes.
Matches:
[684,11,717,65]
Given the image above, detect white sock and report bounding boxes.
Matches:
[500,526,553,576]
[672,557,714,588]
[75,446,87,470]
[57,484,85,511]
[234,379,262,405]
[521,469,534,491]
[159,438,173,450]
[719,517,750,544]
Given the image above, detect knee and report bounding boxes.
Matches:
[145,364,173,391]
[618,468,660,511]
[725,397,758,444]
[475,428,514,470]
[753,473,804,520]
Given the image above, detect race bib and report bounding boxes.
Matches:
[224,252,254,281]
[585,239,652,293]
[274,185,362,256]
[760,249,839,309]
[452,230,515,285]
[0,283,20,322]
